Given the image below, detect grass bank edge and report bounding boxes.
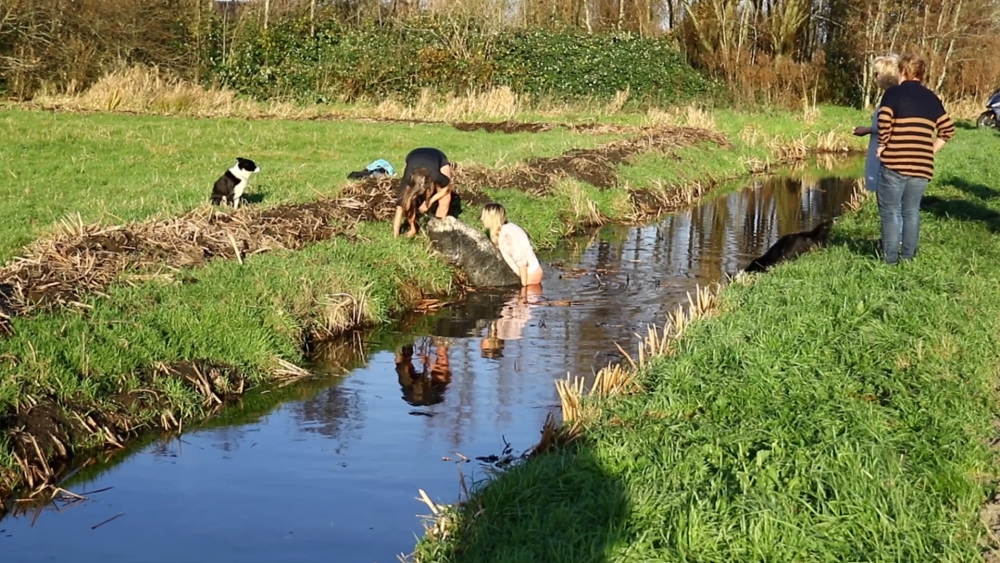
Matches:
[410,135,1000,561]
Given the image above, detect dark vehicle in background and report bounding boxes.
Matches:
[976,89,1000,128]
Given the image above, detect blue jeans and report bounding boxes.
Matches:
[877,167,928,264]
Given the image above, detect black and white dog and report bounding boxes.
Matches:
[211,157,260,210]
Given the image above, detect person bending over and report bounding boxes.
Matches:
[480,202,543,287]
[392,147,456,237]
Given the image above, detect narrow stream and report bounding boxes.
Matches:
[2,172,860,563]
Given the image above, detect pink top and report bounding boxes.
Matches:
[497,223,541,277]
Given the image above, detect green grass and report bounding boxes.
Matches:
[0,103,870,498]
[413,126,1000,561]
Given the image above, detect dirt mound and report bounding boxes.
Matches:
[452,121,556,134]
[303,113,642,135]
[462,126,730,194]
[0,181,405,334]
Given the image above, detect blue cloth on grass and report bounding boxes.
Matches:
[365,159,395,176]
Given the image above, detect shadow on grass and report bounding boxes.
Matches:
[921,194,1000,232]
[419,443,628,563]
[939,176,1000,201]
[242,192,269,205]
[831,191,1000,258]
[830,231,880,260]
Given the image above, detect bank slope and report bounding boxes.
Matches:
[414,127,1000,562]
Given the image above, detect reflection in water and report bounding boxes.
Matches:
[494,286,543,341]
[395,341,453,408]
[0,174,861,563]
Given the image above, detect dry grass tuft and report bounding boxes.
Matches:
[271,358,313,387]
[602,88,632,115]
[555,374,591,423]
[591,362,639,397]
[363,86,527,122]
[739,123,765,147]
[414,486,466,545]
[34,65,266,117]
[768,135,810,161]
[529,412,584,457]
[643,103,718,131]
[552,178,608,228]
[812,130,856,153]
[683,105,718,130]
[551,283,723,426]
[844,178,871,212]
[627,181,716,222]
[801,100,822,125]
[739,155,771,174]
[943,96,986,121]
[766,130,862,162]
[315,287,374,338]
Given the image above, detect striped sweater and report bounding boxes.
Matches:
[877,80,955,180]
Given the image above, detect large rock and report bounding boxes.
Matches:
[425,216,521,287]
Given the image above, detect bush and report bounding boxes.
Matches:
[207,17,712,105]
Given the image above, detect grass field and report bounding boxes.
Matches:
[412,124,1000,562]
[0,103,867,501]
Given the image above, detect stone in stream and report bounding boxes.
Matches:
[424,216,521,287]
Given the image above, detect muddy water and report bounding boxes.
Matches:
[1,173,859,563]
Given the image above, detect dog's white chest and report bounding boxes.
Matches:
[228,165,255,210]
[233,179,248,200]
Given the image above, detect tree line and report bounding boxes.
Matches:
[0,0,994,107]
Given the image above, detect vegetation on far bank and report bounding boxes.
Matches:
[4,0,995,114]
[412,124,1000,562]
[0,103,865,503]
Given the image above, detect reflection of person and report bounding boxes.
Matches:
[479,321,505,359]
[392,148,457,238]
[394,341,450,407]
[875,54,955,264]
[852,55,901,193]
[486,285,543,347]
[428,336,452,386]
[480,203,543,286]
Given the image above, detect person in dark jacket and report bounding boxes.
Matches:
[392,148,457,238]
[875,54,955,264]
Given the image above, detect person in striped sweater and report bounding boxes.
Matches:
[875,54,956,264]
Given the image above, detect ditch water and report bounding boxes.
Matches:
[1,172,860,563]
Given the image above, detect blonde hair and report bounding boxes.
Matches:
[872,55,901,91]
[480,202,508,245]
[400,168,435,215]
[899,54,927,82]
